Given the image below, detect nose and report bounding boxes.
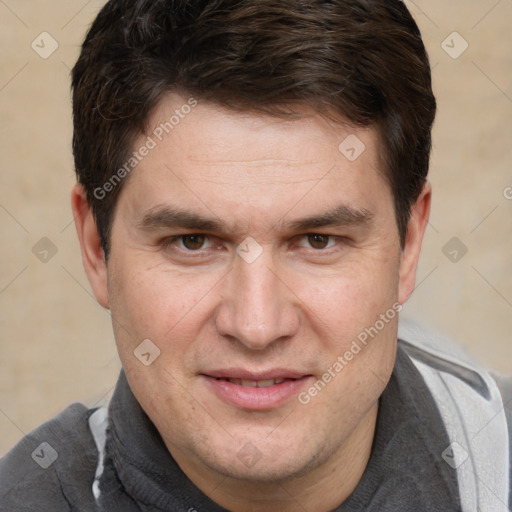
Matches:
[215,251,300,350]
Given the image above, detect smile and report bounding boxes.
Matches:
[202,371,313,410]
[216,378,289,387]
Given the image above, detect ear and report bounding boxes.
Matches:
[71,184,109,309]
[398,182,431,305]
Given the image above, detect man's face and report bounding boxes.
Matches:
[88,94,425,483]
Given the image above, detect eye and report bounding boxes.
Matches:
[176,234,211,251]
[159,234,224,263]
[301,234,336,250]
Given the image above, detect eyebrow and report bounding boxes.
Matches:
[284,205,374,231]
[136,204,374,233]
[136,207,223,232]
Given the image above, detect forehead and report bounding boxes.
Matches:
[118,94,392,230]
[148,94,381,165]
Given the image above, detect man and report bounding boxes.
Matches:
[1,0,511,511]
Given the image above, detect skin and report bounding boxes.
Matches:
[72,94,430,512]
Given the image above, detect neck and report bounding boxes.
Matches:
[168,401,379,512]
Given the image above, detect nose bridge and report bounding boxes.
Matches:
[216,252,297,349]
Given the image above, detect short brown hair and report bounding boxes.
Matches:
[72,0,436,256]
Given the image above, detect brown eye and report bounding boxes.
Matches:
[307,234,331,249]
[181,234,206,250]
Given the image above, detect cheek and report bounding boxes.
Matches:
[297,272,398,428]
[108,258,227,371]
[297,259,399,341]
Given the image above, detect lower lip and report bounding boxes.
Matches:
[203,376,312,410]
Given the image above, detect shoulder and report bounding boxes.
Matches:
[398,319,511,510]
[398,318,512,407]
[0,403,98,512]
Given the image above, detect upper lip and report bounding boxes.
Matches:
[203,369,309,380]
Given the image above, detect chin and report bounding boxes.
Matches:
[206,456,310,483]
[195,432,336,484]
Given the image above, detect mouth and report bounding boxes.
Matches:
[214,377,293,388]
[202,370,312,410]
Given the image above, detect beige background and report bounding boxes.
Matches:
[0,0,511,456]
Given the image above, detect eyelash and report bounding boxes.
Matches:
[161,234,215,253]
[161,234,343,253]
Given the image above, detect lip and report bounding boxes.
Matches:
[201,369,313,410]
[205,368,308,381]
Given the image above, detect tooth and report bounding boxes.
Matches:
[224,378,288,387]
[257,379,275,388]
[241,380,258,387]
